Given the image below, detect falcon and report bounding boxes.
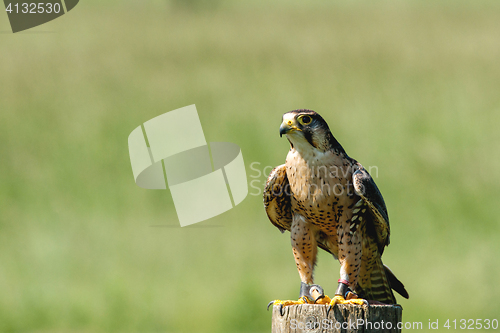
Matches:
[264,110,408,313]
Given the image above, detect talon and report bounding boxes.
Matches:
[315,294,331,305]
[314,294,325,303]
[326,304,333,316]
[267,296,311,316]
[345,291,356,300]
[309,284,325,303]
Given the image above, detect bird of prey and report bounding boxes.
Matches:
[264,110,408,313]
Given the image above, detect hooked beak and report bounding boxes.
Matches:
[279,118,301,137]
[279,122,290,137]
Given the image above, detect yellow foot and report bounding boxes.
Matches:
[267,296,311,316]
[314,295,332,305]
[320,294,368,315]
[329,294,368,306]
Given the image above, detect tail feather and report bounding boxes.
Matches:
[356,260,409,304]
[356,258,396,304]
[384,264,409,299]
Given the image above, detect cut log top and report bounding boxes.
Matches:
[271,304,402,333]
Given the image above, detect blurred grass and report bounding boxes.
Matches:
[1,1,500,332]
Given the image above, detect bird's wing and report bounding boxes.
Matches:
[353,165,390,254]
[264,164,292,233]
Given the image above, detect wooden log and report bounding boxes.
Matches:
[271,304,402,333]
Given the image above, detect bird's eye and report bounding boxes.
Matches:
[299,115,312,125]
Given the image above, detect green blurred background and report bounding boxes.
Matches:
[1,1,499,332]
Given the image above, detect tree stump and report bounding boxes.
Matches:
[271,304,402,333]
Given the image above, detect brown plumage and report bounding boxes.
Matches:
[264,110,408,306]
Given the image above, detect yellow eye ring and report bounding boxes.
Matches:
[298,115,312,125]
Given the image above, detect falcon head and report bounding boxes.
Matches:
[279,109,345,154]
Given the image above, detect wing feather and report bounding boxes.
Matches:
[353,165,390,254]
[263,165,292,233]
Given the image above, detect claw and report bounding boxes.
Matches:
[325,294,368,316]
[326,304,333,317]
[267,301,285,316]
[269,303,286,316]
[309,285,325,304]
[267,296,310,316]
[268,283,322,316]
[345,291,358,300]
[314,294,325,303]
